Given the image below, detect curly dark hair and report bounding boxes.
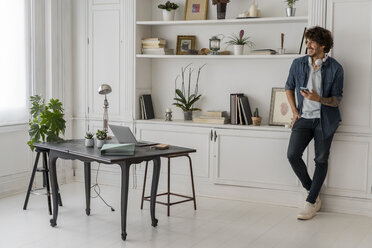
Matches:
[305,26,334,53]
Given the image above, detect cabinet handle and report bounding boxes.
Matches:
[214,131,217,142]
[210,130,213,141]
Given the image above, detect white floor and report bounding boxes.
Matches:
[1,182,372,248]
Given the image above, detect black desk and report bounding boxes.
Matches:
[34,140,196,241]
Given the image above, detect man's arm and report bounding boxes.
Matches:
[319,96,339,107]
[286,90,300,126]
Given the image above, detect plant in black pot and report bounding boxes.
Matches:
[173,63,206,121]
[27,95,66,150]
[212,0,230,20]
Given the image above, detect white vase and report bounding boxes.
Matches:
[163,9,175,21]
[96,139,105,149]
[85,138,94,147]
[233,45,244,55]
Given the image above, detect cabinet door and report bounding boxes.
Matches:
[213,128,301,191]
[88,1,127,122]
[135,123,212,180]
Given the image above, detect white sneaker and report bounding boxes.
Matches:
[315,196,321,212]
[297,202,317,220]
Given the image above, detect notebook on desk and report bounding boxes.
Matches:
[109,124,158,147]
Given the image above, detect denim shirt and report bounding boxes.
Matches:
[285,55,344,139]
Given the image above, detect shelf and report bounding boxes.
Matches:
[136,16,308,26]
[136,54,302,59]
[135,119,291,133]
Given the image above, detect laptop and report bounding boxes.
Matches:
[109,124,157,147]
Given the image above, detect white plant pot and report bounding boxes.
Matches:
[85,138,94,147]
[233,45,244,55]
[163,9,175,21]
[96,139,105,149]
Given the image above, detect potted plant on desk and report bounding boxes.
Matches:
[27,95,66,150]
[85,132,94,147]
[96,129,107,149]
[225,30,255,55]
[158,1,179,21]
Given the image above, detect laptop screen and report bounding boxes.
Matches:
[109,124,137,144]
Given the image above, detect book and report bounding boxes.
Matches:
[100,143,135,156]
[142,44,166,49]
[142,38,166,43]
[299,27,307,55]
[230,93,244,124]
[206,111,227,118]
[239,96,253,125]
[139,96,145,119]
[237,99,243,125]
[199,116,226,120]
[142,48,174,55]
[249,49,277,55]
[193,116,228,124]
[141,94,155,119]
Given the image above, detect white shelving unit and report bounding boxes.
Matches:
[136,54,302,59]
[136,16,308,26]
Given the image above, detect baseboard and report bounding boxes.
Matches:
[72,168,372,217]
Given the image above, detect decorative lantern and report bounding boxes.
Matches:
[209,36,221,55]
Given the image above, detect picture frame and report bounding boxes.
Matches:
[176,35,196,55]
[269,88,292,126]
[184,0,208,20]
[299,27,307,55]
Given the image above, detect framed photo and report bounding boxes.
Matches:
[176,35,196,55]
[269,88,292,126]
[299,27,307,55]
[184,0,208,20]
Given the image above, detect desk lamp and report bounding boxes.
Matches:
[98,84,112,133]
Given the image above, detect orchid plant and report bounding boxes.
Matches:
[225,30,255,47]
[286,0,299,8]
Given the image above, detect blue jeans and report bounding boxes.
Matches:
[287,118,334,204]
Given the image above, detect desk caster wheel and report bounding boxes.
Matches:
[121,232,127,241]
[151,218,158,227]
[50,219,57,227]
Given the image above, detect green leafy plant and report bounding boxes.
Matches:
[212,0,230,4]
[253,108,260,117]
[225,30,255,47]
[85,132,93,139]
[173,64,206,112]
[96,129,107,140]
[285,0,299,8]
[27,95,66,150]
[158,1,179,11]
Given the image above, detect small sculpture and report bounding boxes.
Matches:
[165,108,173,121]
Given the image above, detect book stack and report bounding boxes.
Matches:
[193,111,229,124]
[139,94,155,120]
[230,94,253,125]
[249,49,277,55]
[141,38,174,55]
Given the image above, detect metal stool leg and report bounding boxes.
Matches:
[167,157,171,217]
[23,152,41,210]
[43,152,53,215]
[187,155,197,210]
[140,161,149,209]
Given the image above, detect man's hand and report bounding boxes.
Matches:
[291,113,300,128]
[300,89,321,102]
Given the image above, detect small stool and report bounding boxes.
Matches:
[140,153,196,216]
[23,148,62,215]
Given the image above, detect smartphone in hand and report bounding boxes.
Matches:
[300,87,310,91]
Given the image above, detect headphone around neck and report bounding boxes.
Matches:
[314,54,328,66]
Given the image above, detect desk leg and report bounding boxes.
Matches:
[150,157,161,227]
[120,162,130,241]
[49,152,59,227]
[84,162,91,216]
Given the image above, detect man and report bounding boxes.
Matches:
[285,26,344,220]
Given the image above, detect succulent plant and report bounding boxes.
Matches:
[85,132,93,139]
[253,108,260,117]
[158,1,179,11]
[96,129,107,140]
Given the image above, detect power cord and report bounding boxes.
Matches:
[91,163,115,212]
